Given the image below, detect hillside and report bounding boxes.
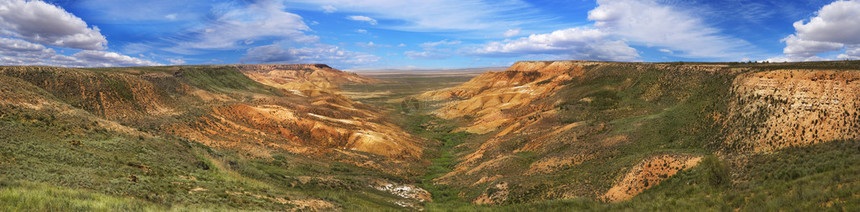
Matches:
[418,61,860,207]
[0,65,428,210]
[2,61,860,211]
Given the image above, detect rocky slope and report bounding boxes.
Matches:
[420,61,860,204]
[0,64,427,210]
[238,64,379,94]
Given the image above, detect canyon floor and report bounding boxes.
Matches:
[1,61,860,211]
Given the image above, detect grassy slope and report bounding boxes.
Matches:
[0,66,411,211]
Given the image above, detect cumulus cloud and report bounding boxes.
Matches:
[467,27,638,61]
[588,0,750,59]
[771,0,860,62]
[0,0,107,50]
[782,35,843,58]
[794,0,860,44]
[0,37,55,57]
[72,50,163,67]
[838,45,860,60]
[347,16,378,25]
[0,37,160,67]
[240,43,380,66]
[172,0,314,51]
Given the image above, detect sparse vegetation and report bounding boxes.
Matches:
[1,61,859,211]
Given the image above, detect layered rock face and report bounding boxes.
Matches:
[237,64,379,93]
[723,70,860,152]
[420,61,589,134]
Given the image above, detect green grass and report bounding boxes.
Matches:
[175,66,277,94]
[0,179,162,212]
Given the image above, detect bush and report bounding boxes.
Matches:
[700,155,730,187]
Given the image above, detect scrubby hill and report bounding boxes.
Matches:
[0,65,428,210]
[419,60,860,207]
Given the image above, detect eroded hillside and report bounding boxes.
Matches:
[419,61,860,205]
[3,61,860,211]
[0,65,428,210]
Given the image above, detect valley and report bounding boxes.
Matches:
[1,61,860,211]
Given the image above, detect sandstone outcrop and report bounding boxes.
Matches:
[603,154,702,202]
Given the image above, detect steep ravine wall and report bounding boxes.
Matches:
[723,70,860,152]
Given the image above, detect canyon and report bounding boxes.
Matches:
[1,61,860,210]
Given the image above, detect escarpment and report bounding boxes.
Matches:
[0,66,176,122]
[421,61,860,204]
[722,70,860,152]
[236,64,379,92]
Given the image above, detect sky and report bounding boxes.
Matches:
[0,0,859,70]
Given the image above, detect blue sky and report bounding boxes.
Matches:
[1,0,859,70]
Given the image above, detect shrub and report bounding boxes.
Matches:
[700,155,730,187]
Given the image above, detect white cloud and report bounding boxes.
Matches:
[838,45,860,60]
[0,0,107,50]
[419,40,462,48]
[165,14,177,20]
[404,40,463,60]
[72,50,163,67]
[356,29,368,34]
[659,49,674,54]
[782,35,843,58]
[356,41,391,48]
[404,50,449,60]
[321,5,337,13]
[588,0,750,58]
[347,16,378,25]
[284,0,545,37]
[771,0,860,62]
[794,0,860,44]
[240,43,380,66]
[398,43,406,47]
[167,58,186,65]
[0,37,55,57]
[467,27,638,61]
[171,0,314,52]
[0,37,161,67]
[504,28,521,37]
